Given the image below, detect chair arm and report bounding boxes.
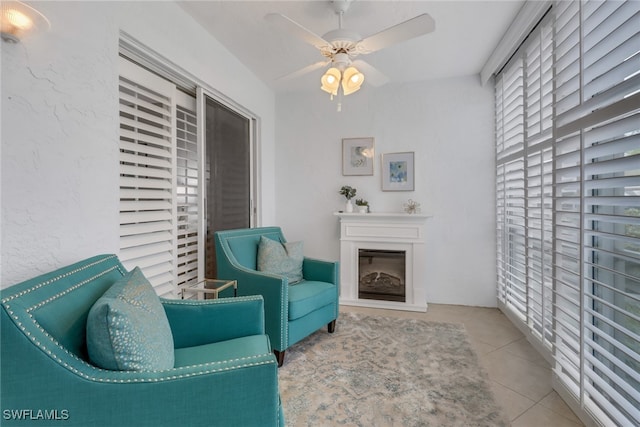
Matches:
[217,265,288,351]
[161,296,265,349]
[303,257,339,285]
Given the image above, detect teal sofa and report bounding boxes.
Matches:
[214,227,339,366]
[0,254,284,426]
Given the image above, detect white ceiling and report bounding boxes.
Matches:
[179,1,524,93]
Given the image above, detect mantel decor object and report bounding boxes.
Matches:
[403,199,421,214]
[339,185,357,213]
[355,198,369,213]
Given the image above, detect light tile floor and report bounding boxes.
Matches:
[340,303,584,427]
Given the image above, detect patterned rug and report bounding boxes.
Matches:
[279,312,509,427]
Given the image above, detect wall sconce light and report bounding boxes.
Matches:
[1,1,49,43]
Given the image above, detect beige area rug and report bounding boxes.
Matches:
[279,312,509,427]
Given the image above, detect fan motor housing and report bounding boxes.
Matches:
[331,52,352,69]
[322,28,360,52]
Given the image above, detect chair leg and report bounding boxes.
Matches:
[274,350,285,367]
[328,319,336,333]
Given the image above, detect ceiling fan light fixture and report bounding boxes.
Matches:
[266,3,435,109]
[321,67,341,97]
[341,66,364,96]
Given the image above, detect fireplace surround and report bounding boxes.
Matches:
[335,212,430,311]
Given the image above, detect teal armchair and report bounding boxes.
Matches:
[214,227,339,366]
[1,254,284,426]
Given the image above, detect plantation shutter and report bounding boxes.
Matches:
[118,57,177,297]
[525,19,554,348]
[552,0,583,400]
[495,56,527,320]
[497,2,639,424]
[553,0,640,424]
[175,92,199,288]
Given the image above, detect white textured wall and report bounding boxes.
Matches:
[1,1,276,287]
[275,76,497,307]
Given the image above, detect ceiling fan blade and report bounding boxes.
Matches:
[265,13,329,50]
[357,13,435,54]
[275,61,330,81]
[352,60,389,87]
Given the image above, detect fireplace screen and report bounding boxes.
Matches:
[358,249,406,302]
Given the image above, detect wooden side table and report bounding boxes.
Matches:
[179,279,237,300]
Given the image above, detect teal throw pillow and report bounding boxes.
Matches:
[257,235,304,284]
[86,267,174,371]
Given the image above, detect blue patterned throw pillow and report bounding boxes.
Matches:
[257,235,304,284]
[86,267,174,371]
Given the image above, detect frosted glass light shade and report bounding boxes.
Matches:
[342,67,364,96]
[321,67,341,96]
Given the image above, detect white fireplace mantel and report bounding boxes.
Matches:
[334,212,431,312]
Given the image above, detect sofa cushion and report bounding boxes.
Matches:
[86,267,174,371]
[288,280,336,321]
[174,335,271,367]
[257,236,303,284]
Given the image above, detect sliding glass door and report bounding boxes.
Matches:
[203,95,254,278]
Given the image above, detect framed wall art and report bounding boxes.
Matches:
[381,152,414,191]
[342,137,374,176]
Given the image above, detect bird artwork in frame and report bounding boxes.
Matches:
[342,137,374,176]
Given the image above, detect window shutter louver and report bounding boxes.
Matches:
[495,59,528,320]
[569,1,639,423]
[497,58,525,162]
[496,2,639,424]
[175,92,199,289]
[582,108,640,427]
[118,57,177,297]
[554,126,584,400]
[525,19,554,348]
[496,18,554,341]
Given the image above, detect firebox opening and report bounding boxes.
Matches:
[358,249,406,302]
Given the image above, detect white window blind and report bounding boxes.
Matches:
[496,1,640,425]
[496,57,525,162]
[119,57,177,297]
[553,1,640,424]
[525,18,554,348]
[496,56,527,320]
[496,17,554,338]
[496,158,527,318]
[118,57,200,297]
[175,93,199,288]
[553,1,583,401]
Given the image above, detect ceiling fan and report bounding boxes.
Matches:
[265,0,435,104]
